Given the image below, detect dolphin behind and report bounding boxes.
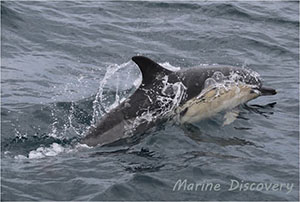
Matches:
[80,56,276,147]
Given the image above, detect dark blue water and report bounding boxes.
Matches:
[1,1,299,201]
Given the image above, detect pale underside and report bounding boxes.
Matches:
[176,83,259,124]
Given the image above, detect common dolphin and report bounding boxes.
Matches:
[81,56,276,147]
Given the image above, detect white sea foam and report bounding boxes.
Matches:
[13,143,66,160]
[28,143,65,159]
[13,142,92,160]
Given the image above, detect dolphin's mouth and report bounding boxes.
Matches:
[259,87,277,96]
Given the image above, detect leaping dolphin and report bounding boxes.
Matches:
[81,56,276,147]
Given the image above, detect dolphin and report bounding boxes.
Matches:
[80,56,276,147]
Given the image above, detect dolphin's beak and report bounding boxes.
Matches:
[260,87,277,96]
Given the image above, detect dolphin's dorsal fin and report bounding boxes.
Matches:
[132,56,172,85]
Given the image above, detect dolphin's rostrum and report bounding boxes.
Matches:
[80,56,276,147]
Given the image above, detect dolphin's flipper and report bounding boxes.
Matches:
[132,56,172,85]
[223,109,240,126]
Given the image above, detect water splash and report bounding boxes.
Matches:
[14,142,91,160]
[90,60,182,134]
[160,62,181,71]
[125,75,187,135]
[8,61,140,159]
[90,61,141,126]
[199,69,261,100]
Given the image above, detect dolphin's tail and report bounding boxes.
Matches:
[260,87,277,96]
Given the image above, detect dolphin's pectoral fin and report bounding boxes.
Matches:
[180,123,205,142]
[132,56,172,85]
[223,109,240,126]
[181,123,220,144]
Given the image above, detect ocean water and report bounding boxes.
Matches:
[1,1,299,201]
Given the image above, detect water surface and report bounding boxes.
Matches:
[1,1,299,201]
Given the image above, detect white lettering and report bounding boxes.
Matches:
[286,183,294,194]
[249,183,256,191]
[228,179,239,191]
[264,183,273,191]
[272,183,279,191]
[187,182,194,191]
[173,179,187,191]
[214,183,221,191]
[256,183,264,191]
